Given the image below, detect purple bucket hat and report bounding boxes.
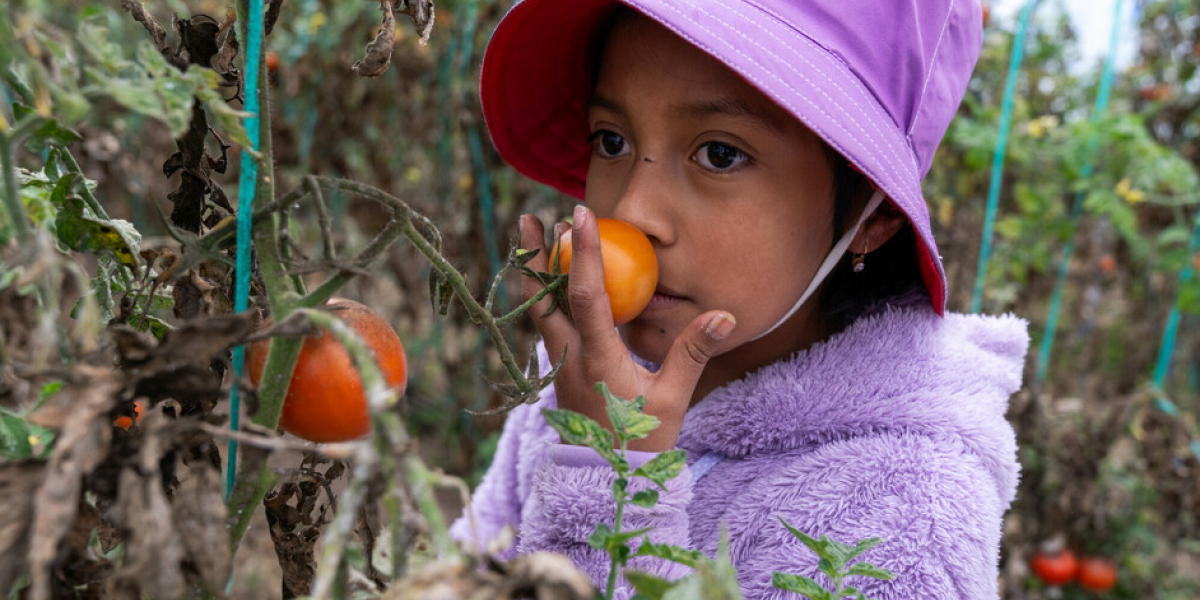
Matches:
[480,0,985,315]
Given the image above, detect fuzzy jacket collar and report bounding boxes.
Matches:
[675,305,1029,500]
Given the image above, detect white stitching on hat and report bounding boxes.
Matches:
[646,0,943,285]
[661,0,917,192]
[735,0,920,186]
[908,0,955,139]
[733,0,923,186]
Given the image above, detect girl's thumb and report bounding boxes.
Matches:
[659,311,736,393]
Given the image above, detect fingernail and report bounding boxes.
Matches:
[574,204,587,228]
[519,214,528,236]
[554,222,565,240]
[705,312,736,341]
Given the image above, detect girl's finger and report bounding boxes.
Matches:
[519,214,574,358]
[655,310,736,400]
[564,205,627,363]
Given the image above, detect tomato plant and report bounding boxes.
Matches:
[551,218,658,326]
[1031,549,1078,586]
[248,298,408,443]
[1077,556,1117,592]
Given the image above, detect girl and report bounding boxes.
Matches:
[453,1,1029,598]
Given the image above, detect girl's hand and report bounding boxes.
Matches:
[519,206,736,452]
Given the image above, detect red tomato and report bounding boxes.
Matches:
[248,298,408,443]
[551,218,659,326]
[1031,550,1078,586]
[265,50,280,72]
[1099,254,1117,274]
[1077,556,1117,592]
[113,399,145,430]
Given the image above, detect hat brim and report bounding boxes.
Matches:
[480,0,946,314]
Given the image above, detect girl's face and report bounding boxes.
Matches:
[585,14,839,383]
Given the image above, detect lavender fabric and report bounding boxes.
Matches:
[451,305,1029,599]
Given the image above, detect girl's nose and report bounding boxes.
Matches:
[610,159,674,246]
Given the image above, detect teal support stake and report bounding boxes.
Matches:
[227,0,266,500]
[1151,209,1200,399]
[1034,0,1125,385]
[970,0,1037,314]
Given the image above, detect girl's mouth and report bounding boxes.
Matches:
[644,286,687,312]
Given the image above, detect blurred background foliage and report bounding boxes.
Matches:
[3,0,1200,598]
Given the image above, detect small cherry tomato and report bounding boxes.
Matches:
[1099,254,1117,274]
[1031,550,1078,586]
[113,399,146,430]
[1077,556,1117,592]
[265,50,280,72]
[248,298,408,443]
[551,218,659,326]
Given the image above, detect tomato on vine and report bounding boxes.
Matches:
[113,399,145,430]
[550,218,658,326]
[248,298,408,443]
[1031,549,1078,586]
[1077,556,1117,592]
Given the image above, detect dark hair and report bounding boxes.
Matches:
[818,145,927,329]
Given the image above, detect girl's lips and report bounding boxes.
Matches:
[644,287,687,312]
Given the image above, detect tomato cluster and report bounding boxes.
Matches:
[1031,550,1118,592]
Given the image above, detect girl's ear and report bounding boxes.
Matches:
[852,200,907,254]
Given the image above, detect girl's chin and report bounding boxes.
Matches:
[618,321,676,365]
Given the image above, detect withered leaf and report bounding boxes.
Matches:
[28,366,121,600]
[171,461,231,592]
[352,1,396,77]
[0,461,45,594]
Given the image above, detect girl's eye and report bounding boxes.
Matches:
[693,142,750,171]
[590,130,630,158]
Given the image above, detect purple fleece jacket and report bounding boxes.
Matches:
[451,304,1029,599]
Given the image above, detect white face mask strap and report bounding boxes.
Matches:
[750,188,887,342]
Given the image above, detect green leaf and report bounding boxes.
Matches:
[626,570,673,600]
[661,575,705,600]
[629,489,660,509]
[845,537,885,563]
[776,516,824,556]
[53,187,141,268]
[588,523,614,550]
[197,84,255,154]
[633,539,709,569]
[819,536,856,571]
[540,408,620,466]
[771,572,830,600]
[632,449,687,490]
[23,116,83,153]
[0,410,35,459]
[846,562,895,581]
[596,381,658,442]
[588,523,652,553]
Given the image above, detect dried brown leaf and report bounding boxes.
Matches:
[28,366,120,600]
[352,1,396,77]
[0,461,44,594]
[172,462,231,592]
[399,0,435,45]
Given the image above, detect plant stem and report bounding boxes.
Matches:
[312,178,532,390]
[2,66,36,106]
[1,131,30,243]
[59,147,109,219]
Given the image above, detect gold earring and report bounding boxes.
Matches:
[851,252,866,273]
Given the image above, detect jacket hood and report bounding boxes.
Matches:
[676,304,1028,503]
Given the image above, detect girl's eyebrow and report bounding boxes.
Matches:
[587,93,785,133]
[675,97,787,133]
